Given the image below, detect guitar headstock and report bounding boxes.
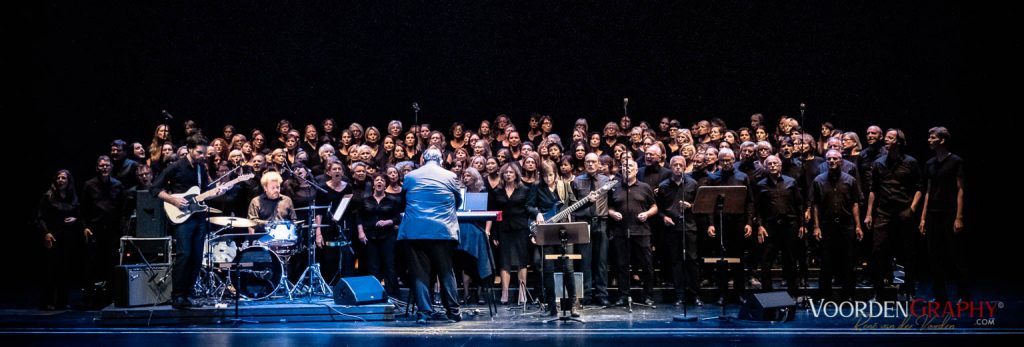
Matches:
[598,179,618,193]
[586,179,619,201]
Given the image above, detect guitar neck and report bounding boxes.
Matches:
[194,175,251,202]
[546,195,590,223]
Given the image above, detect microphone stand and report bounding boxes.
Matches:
[673,196,698,322]
[413,102,421,128]
[285,167,336,301]
[799,103,806,130]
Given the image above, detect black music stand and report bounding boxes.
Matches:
[693,185,747,321]
[535,222,589,323]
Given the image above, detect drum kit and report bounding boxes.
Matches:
[194,206,348,305]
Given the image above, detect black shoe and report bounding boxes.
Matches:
[446,312,462,323]
[643,298,655,306]
[596,298,610,307]
[171,297,192,310]
[610,298,627,307]
[674,299,684,306]
[430,311,449,321]
[547,308,558,316]
[570,309,581,318]
[693,298,704,306]
[415,313,429,324]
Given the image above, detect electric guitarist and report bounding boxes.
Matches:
[151,137,235,309]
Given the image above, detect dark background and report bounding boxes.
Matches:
[11,1,999,302]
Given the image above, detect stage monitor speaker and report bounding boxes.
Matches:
[739,291,797,321]
[135,190,168,238]
[112,264,172,307]
[333,276,387,305]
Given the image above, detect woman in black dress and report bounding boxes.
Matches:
[357,173,402,297]
[314,160,352,283]
[36,169,83,310]
[490,163,542,304]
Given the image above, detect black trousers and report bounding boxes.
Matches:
[710,221,747,298]
[366,234,400,297]
[759,221,800,297]
[819,221,856,301]
[43,228,84,308]
[610,234,654,300]
[542,244,576,308]
[577,218,608,300]
[171,217,208,298]
[405,239,460,315]
[871,212,918,295]
[926,212,969,302]
[666,230,700,298]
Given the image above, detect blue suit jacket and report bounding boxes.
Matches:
[397,163,462,241]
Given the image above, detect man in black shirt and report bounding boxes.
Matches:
[699,148,755,304]
[152,137,232,309]
[571,153,611,306]
[753,155,805,298]
[919,127,968,303]
[657,156,701,306]
[858,125,886,199]
[607,158,658,306]
[82,155,124,289]
[865,129,923,300]
[639,145,672,286]
[110,139,141,189]
[812,149,864,301]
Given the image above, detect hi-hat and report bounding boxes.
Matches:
[208,216,257,228]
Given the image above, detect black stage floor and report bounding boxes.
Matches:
[2,278,1021,346]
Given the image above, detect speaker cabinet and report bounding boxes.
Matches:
[333,276,387,305]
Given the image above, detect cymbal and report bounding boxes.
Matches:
[294,205,332,211]
[208,216,257,228]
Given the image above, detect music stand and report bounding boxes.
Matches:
[693,185,747,321]
[535,222,589,323]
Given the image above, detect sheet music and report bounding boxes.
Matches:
[332,194,353,222]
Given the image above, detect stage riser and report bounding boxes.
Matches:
[99,303,394,326]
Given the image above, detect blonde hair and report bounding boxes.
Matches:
[260,171,283,187]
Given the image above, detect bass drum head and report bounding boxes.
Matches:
[233,246,283,300]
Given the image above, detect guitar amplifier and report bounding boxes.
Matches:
[112,264,172,307]
[120,236,172,265]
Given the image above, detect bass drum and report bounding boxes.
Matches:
[232,246,283,300]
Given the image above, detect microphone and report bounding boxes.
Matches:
[161,109,174,120]
[412,102,420,112]
[799,102,806,125]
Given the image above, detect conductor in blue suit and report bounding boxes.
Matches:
[398,147,462,323]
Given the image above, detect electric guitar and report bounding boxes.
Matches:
[529,179,618,235]
[163,173,253,224]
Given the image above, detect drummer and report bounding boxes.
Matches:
[247,171,297,233]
